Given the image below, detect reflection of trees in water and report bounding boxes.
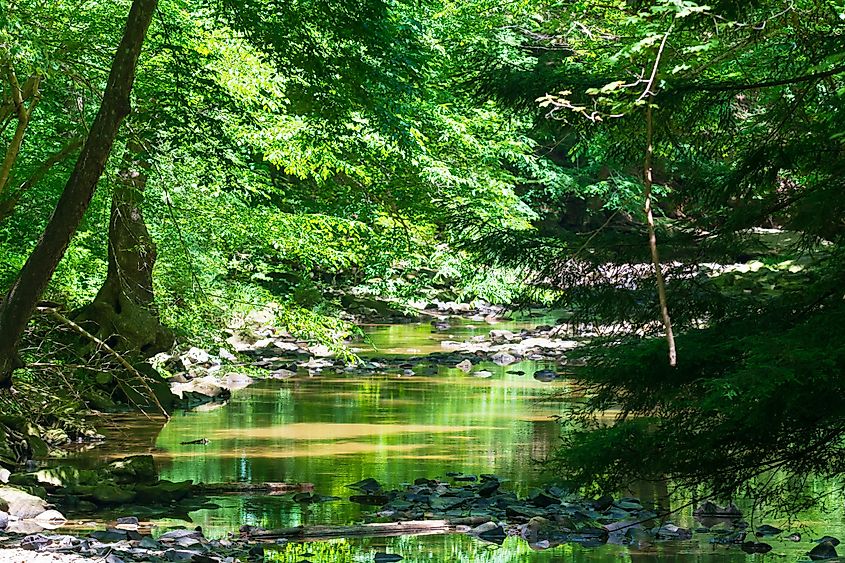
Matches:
[152,373,564,495]
[528,420,560,462]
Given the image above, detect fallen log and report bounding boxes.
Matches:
[243,520,459,541]
[193,482,313,495]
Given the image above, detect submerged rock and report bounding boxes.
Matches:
[740,541,772,554]
[347,478,382,493]
[374,553,403,562]
[754,524,782,537]
[532,370,557,382]
[809,541,839,560]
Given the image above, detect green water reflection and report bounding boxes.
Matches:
[65,319,845,561]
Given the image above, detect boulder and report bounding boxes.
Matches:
[219,372,254,391]
[0,486,50,518]
[33,509,66,525]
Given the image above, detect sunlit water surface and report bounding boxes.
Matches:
[61,317,845,561]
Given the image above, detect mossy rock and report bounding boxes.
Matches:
[33,466,88,488]
[106,455,158,484]
[134,480,193,504]
[7,473,40,487]
[92,483,136,505]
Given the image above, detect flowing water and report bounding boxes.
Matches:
[61,317,845,561]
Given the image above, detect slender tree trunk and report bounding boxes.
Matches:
[0,68,40,197]
[0,0,159,388]
[644,102,677,366]
[74,142,173,356]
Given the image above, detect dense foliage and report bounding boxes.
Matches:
[1,0,844,513]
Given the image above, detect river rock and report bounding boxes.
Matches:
[0,510,8,529]
[529,491,561,508]
[489,330,514,343]
[107,455,158,484]
[755,524,782,537]
[741,541,772,554]
[20,533,52,551]
[374,553,403,562]
[164,548,200,561]
[478,480,499,497]
[170,375,230,401]
[455,359,472,372]
[0,486,50,518]
[93,484,136,505]
[134,480,193,504]
[809,541,838,560]
[472,370,493,378]
[33,509,66,525]
[491,352,517,366]
[533,370,557,382]
[814,536,841,546]
[219,372,254,390]
[655,523,692,540]
[348,477,382,493]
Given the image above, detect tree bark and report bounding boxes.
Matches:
[644,102,677,366]
[73,143,173,356]
[0,0,159,388]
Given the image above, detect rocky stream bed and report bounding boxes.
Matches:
[3,307,845,561]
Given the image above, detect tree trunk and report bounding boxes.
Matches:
[0,0,158,388]
[643,102,677,366]
[0,68,40,197]
[73,144,173,355]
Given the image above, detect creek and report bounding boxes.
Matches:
[57,317,845,562]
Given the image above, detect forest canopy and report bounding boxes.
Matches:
[1,0,844,514]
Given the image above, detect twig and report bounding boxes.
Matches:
[36,306,170,420]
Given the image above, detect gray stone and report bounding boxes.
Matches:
[491,352,517,366]
[533,369,557,382]
[455,360,472,372]
[0,485,50,518]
